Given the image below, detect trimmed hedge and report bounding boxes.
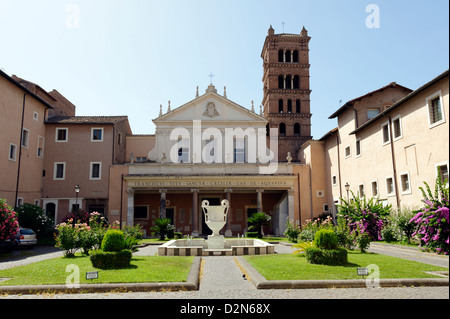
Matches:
[305,247,348,265]
[89,249,132,269]
[101,229,125,252]
[314,229,338,250]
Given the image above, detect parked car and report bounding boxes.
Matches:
[14,228,37,249]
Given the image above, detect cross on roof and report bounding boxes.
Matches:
[208,72,214,84]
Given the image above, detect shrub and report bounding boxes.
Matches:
[246,232,259,238]
[90,249,132,269]
[305,247,348,265]
[101,229,125,252]
[284,218,301,243]
[314,229,338,250]
[298,215,334,242]
[0,199,19,244]
[15,204,54,243]
[338,192,391,241]
[335,216,355,250]
[410,172,449,255]
[54,222,80,257]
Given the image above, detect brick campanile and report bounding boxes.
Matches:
[261,25,312,162]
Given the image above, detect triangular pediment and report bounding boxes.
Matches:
[154,88,267,125]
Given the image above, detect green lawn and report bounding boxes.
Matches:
[244,252,448,281]
[0,254,194,286]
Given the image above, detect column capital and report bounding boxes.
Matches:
[159,189,168,194]
[224,188,233,193]
[127,188,135,195]
[256,188,265,193]
[191,188,199,193]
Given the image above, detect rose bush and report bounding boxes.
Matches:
[0,198,19,244]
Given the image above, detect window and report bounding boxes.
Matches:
[21,128,29,148]
[234,138,245,163]
[134,206,148,219]
[345,146,351,158]
[367,109,380,120]
[296,100,301,113]
[54,162,66,180]
[285,50,291,63]
[294,123,300,136]
[90,162,102,180]
[56,128,68,142]
[371,180,379,197]
[332,175,337,186]
[33,111,39,121]
[381,122,390,145]
[278,50,284,62]
[285,75,292,89]
[287,100,292,113]
[293,75,300,89]
[393,115,402,140]
[37,136,44,158]
[436,162,449,185]
[91,128,103,142]
[427,91,445,127]
[293,50,299,63]
[358,184,365,197]
[278,75,284,89]
[278,99,284,113]
[356,139,361,157]
[9,143,17,161]
[279,123,286,136]
[400,172,411,194]
[386,177,395,196]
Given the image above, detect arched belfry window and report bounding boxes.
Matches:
[278,99,284,113]
[287,100,292,113]
[286,75,292,89]
[296,100,301,113]
[279,123,286,136]
[293,50,299,63]
[293,75,300,89]
[278,75,284,89]
[294,123,301,136]
[278,50,284,62]
[285,50,291,63]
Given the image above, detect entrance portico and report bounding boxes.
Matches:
[125,174,297,237]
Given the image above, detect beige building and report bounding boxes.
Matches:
[0,70,54,207]
[42,116,131,223]
[301,70,449,218]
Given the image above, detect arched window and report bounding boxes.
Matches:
[293,75,300,89]
[278,50,284,62]
[279,123,286,136]
[293,50,299,63]
[278,99,284,113]
[285,50,291,63]
[286,75,292,89]
[278,75,284,89]
[296,100,301,113]
[287,100,292,113]
[294,123,301,136]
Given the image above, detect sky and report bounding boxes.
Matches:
[0,0,448,139]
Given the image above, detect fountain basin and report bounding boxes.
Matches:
[158,238,275,256]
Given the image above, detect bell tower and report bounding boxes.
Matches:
[261,25,312,162]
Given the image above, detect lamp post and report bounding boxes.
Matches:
[345,182,350,202]
[75,185,80,210]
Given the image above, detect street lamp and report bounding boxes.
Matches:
[345,182,350,201]
[75,185,80,210]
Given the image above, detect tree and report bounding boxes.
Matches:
[248,212,271,239]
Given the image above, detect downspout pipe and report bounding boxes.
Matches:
[388,116,401,208]
[15,93,28,207]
